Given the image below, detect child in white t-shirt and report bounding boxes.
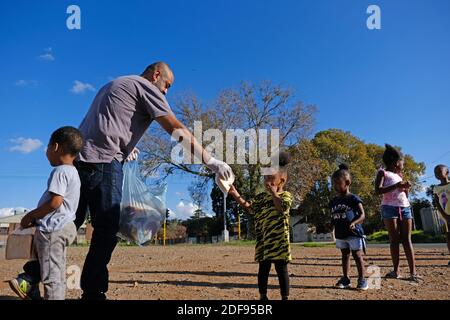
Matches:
[9,126,83,300]
[433,164,450,265]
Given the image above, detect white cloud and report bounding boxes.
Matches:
[70,80,96,94]
[14,80,37,87]
[171,201,199,221]
[0,208,14,219]
[39,53,55,61]
[9,138,43,154]
[38,47,55,61]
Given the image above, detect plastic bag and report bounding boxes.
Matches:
[117,161,167,245]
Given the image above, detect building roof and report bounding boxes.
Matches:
[0,214,87,228]
[0,213,26,224]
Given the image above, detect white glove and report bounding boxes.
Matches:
[206,157,233,180]
[126,147,140,162]
[215,171,235,194]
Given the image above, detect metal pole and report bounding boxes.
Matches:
[163,218,166,246]
[223,196,227,234]
[238,212,241,240]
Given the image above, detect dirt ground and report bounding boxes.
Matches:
[1,244,449,300]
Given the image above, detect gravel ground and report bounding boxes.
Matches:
[1,244,449,300]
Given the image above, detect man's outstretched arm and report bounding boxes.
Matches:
[156,114,232,179]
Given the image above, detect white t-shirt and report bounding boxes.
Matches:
[36,165,81,233]
[433,183,450,216]
[78,75,174,163]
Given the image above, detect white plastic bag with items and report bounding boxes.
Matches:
[117,161,167,246]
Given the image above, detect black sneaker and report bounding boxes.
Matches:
[335,277,351,289]
[8,274,41,300]
[356,278,369,291]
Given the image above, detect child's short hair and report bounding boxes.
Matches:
[278,150,291,167]
[434,164,449,176]
[332,164,351,182]
[50,126,84,156]
[382,144,402,167]
[277,150,291,178]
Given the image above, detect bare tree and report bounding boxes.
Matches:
[139,81,317,238]
[285,139,324,208]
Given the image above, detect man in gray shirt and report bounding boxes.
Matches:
[74,62,232,300]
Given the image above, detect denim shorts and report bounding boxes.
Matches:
[336,237,365,251]
[381,205,413,220]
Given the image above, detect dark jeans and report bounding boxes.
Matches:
[75,160,123,295]
[22,160,123,297]
[258,260,290,298]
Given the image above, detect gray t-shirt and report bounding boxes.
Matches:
[78,75,173,163]
[36,165,81,233]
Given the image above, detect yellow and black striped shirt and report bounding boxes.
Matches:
[251,191,293,262]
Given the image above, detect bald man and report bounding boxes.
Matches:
[11,62,233,301]
[76,62,232,299]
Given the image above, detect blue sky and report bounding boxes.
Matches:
[0,0,449,219]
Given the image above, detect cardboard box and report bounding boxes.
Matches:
[5,227,35,260]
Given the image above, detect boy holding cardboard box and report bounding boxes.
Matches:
[8,126,83,300]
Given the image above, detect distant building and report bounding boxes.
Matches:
[289,214,335,243]
[420,207,446,234]
[290,215,310,242]
[0,214,91,247]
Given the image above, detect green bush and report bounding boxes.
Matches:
[366,230,446,243]
[366,231,390,243]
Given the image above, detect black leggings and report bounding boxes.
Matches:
[258,260,289,297]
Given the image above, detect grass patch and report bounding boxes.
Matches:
[222,240,256,246]
[299,242,335,248]
[175,240,256,246]
[71,240,141,247]
[71,241,90,247]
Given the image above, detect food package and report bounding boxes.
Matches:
[215,171,235,194]
[5,227,35,260]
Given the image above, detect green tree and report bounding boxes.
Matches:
[286,139,325,207]
[298,129,426,233]
[182,216,222,238]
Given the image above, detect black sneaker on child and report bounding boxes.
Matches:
[335,277,351,289]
